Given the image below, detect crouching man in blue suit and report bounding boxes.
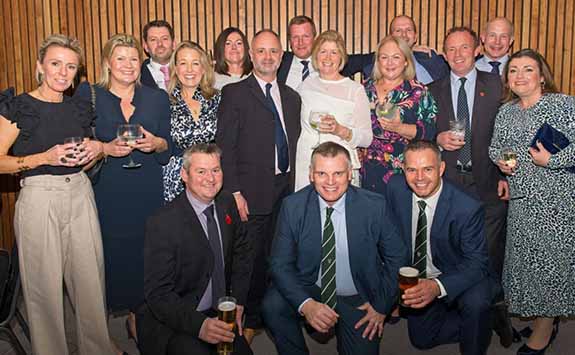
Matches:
[387,140,493,355]
[262,142,409,355]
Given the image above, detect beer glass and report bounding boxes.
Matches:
[398,266,419,307]
[449,120,466,141]
[217,296,237,354]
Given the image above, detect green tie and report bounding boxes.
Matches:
[413,200,427,278]
[321,207,337,309]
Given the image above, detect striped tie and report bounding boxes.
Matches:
[321,207,337,309]
[413,200,427,278]
[301,60,310,82]
[457,77,472,167]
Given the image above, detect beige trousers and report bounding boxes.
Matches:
[14,172,115,355]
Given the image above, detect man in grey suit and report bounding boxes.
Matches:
[429,26,515,347]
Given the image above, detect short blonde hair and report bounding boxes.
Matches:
[168,41,217,99]
[311,30,348,72]
[98,34,143,89]
[36,34,84,84]
[371,36,415,82]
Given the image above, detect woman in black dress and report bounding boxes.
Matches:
[0,34,116,355]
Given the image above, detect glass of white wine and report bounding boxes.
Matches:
[117,124,143,168]
[375,101,397,122]
[309,111,328,148]
[501,147,518,169]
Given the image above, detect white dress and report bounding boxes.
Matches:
[294,76,372,191]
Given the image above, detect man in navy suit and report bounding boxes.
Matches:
[262,142,408,355]
[386,140,492,355]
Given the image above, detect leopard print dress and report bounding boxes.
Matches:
[489,93,575,317]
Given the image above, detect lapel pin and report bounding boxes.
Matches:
[479,91,486,97]
[225,214,232,225]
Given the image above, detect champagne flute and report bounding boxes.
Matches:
[117,124,143,168]
[309,111,328,148]
[501,147,518,169]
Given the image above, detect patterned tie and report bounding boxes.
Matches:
[159,65,170,85]
[265,83,289,173]
[301,60,310,82]
[203,205,226,309]
[488,61,501,75]
[413,200,427,278]
[457,77,472,166]
[321,207,337,309]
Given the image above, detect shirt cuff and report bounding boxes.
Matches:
[298,298,313,315]
[433,278,447,298]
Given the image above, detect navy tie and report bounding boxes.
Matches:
[457,77,472,167]
[488,61,501,75]
[265,83,289,173]
[301,60,310,82]
[203,205,226,309]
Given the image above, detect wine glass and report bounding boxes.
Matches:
[117,124,143,168]
[309,111,328,148]
[375,101,397,122]
[63,136,84,159]
[500,147,518,169]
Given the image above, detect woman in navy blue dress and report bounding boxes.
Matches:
[75,34,171,344]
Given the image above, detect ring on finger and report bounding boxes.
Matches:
[60,157,67,164]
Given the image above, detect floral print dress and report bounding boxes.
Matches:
[360,79,437,194]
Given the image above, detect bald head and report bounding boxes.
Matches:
[250,29,283,81]
[481,17,514,60]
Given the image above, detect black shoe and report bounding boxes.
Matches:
[492,304,513,348]
[516,318,560,355]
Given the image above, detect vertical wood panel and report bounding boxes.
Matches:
[1,0,575,247]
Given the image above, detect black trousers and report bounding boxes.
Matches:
[244,173,291,329]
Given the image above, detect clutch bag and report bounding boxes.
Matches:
[531,123,574,173]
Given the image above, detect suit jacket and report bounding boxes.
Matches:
[343,50,449,82]
[269,185,409,315]
[216,74,301,214]
[386,176,490,303]
[277,52,295,85]
[138,191,252,355]
[141,58,160,90]
[429,71,505,202]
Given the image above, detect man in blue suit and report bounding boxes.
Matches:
[386,140,493,355]
[262,142,408,355]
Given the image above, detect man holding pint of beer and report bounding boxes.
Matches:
[386,140,493,355]
[136,144,253,355]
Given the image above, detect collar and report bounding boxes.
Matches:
[253,73,278,93]
[482,53,509,64]
[318,192,347,215]
[185,189,214,216]
[450,68,477,86]
[148,58,169,70]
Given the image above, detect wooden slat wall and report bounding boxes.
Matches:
[1,0,575,248]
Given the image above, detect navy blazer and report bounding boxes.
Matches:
[269,185,409,315]
[386,176,490,303]
[343,50,449,82]
[141,58,160,90]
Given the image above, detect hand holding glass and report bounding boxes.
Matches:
[117,124,143,168]
[375,101,398,122]
[63,136,84,160]
[217,296,237,354]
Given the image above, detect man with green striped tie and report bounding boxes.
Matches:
[262,142,408,355]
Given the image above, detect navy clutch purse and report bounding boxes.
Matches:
[531,123,575,173]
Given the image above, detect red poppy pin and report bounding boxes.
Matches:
[225,214,232,225]
[479,91,486,97]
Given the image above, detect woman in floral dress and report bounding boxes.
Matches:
[360,36,437,194]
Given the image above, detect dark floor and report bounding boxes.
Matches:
[3,311,574,354]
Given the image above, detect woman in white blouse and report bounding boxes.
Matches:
[213,27,252,89]
[294,30,372,190]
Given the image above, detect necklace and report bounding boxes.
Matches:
[36,87,63,103]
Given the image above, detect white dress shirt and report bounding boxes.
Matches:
[475,54,509,75]
[411,182,447,298]
[450,69,477,124]
[285,56,317,92]
[146,59,170,91]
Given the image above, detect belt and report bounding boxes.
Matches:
[456,164,473,173]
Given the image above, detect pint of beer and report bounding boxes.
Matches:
[398,267,419,307]
[217,296,237,354]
